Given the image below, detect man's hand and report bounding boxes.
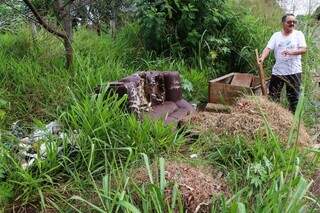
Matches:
[258,48,271,65]
[281,50,291,57]
[282,48,307,56]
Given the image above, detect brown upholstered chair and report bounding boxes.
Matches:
[98,71,195,125]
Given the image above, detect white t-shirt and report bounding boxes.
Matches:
[266,30,307,75]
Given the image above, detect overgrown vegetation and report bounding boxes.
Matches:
[136,0,280,73]
[0,0,319,212]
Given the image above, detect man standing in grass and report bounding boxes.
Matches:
[258,13,307,113]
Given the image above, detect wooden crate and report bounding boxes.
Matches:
[208,72,268,105]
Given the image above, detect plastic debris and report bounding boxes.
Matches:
[11,120,27,138]
[190,154,198,159]
[31,121,62,143]
[12,121,67,170]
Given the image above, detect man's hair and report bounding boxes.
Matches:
[282,13,295,23]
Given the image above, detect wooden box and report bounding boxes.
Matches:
[208,72,268,105]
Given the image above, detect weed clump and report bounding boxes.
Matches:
[133,161,228,212]
[183,96,310,146]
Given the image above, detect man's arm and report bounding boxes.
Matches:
[258,47,271,64]
[283,32,307,56]
[282,47,307,56]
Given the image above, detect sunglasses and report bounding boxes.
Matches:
[286,20,297,25]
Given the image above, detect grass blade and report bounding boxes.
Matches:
[141,153,153,184]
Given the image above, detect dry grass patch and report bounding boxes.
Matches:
[132,161,228,212]
[182,96,310,146]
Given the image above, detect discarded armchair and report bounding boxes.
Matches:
[96,71,195,125]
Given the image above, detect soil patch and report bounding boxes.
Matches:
[311,170,320,196]
[133,161,228,212]
[310,124,320,144]
[182,96,310,146]
[7,203,57,213]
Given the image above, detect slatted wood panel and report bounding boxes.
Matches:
[209,73,263,105]
[230,73,253,87]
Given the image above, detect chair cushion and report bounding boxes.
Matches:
[147,105,191,125]
[175,99,195,112]
[144,101,178,119]
[169,108,189,120]
[164,116,178,125]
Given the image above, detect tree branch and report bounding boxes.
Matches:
[22,0,67,39]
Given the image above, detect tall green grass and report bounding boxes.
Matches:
[0,0,319,211]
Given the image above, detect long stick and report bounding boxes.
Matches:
[255,49,267,96]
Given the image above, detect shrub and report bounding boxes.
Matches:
[135,0,278,74]
[136,0,232,65]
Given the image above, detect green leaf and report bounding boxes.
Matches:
[159,157,166,193]
[230,201,247,213]
[141,153,154,184]
[0,110,5,120]
[0,99,7,108]
[285,177,311,212]
[117,200,141,213]
[70,195,106,213]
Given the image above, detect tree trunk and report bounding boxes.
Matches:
[30,21,37,44]
[89,5,101,36]
[63,4,73,68]
[23,0,74,68]
[109,19,116,39]
[96,20,101,36]
[55,0,73,68]
[110,3,117,39]
[64,38,73,68]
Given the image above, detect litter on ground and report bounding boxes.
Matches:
[11,121,69,169]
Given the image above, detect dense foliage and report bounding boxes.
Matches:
[136,0,230,65]
[0,0,24,32]
[0,0,283,73]
[0,0,319,212]
[135,0,274,73]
